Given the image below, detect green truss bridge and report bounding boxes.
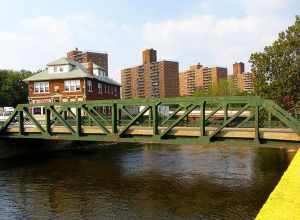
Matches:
[1,96,300,145]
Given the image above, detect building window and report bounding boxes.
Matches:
[59,66,64,72]
[87,80,93,92]
[34,82,49,93]
[114,87,117,96]
[64,80,80,92]
[98,83,102,94]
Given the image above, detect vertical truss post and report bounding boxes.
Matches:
[117,107,121,126]
[112,103,118,134]
[185,106,189,126]
[223,104,229,125]
[18,109,24,135]
[255,105,260,143]
[152,104,159,135]
[200,101,206,136]
[45,108,51,135]
[63,110,67,120]
[268,111,272,128]
[149,106,153,126]
[76,107,81,137]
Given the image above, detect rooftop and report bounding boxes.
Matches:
[24,57,120,86]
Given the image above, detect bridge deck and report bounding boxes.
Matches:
[5,126,300,142]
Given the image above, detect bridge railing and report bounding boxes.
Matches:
[0,96,300,143]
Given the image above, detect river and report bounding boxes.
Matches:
[0,142,296,220]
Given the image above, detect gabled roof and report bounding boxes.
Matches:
[47,57,78,66]
[24,57,120,86]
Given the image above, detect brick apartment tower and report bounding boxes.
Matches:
[121,49,179,99]
[232,62,254,92]
[67,48,108,75]
[179,64,228,96]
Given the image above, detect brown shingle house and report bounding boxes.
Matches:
[24,57,120,115]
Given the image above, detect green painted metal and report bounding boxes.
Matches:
[118,106,150,137]
[23,107,46,134]
[0,96,300,145]
[82,105,109,134]
[50,106,75,134]
[209,104,249,141]
[255,105,260,144]
[160,104,198,139]
[200,101,206,137]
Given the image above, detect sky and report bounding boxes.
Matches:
[0,0,299,81]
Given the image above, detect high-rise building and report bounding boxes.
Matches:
[121,49,179,99]
[67,48,108,74]
[233,62,245,75]
[179,64,228,96]
[231,62,254,92]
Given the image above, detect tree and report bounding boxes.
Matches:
[250,16,300,109]
[193,79,249,97]
[0,69,32,107]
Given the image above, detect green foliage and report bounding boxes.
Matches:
[0,69,32,107]
[250,16,300,109]
[193,79,251,97]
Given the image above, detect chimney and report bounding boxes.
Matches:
[87,62,93,75]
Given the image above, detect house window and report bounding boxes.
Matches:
[98,83,102,94]
[34,82,49,93]
[87,80,93,92]
[64,80,80,92]
[53,66,57,72]
[59,66,64,72]
[114,87,117,96]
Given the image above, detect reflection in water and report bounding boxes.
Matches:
[0,142,296,220]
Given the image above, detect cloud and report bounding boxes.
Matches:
[142,10,295,73]
[0,1,297,81]
[0,14,120,72]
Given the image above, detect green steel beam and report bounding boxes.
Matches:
[1,96,300,144]
[118,106,150,137]
[160,104,198,139]
[160,106,183,126]
[112,103,118,134]
[76,107,81,137]
[45,108,51,135]
[255,105,260,143]
[50,106,75,134]
[121,106,135,120]
[82,105,110,134]
[23,107,46,134]
[89,107,108,123]
[236,112,254,128]
[0,109,18,134]
[152,104,159,135]
[205,105,222,120]
[209,104,249,141]
[18,110,24,135]
[200,101,206,137]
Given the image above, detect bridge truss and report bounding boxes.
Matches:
[1,96,300,144]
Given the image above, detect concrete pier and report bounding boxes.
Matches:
[256,149,300,219]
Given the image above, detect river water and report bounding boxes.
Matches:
[0,142,296,220]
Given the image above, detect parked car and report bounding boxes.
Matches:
[0,107,15,122]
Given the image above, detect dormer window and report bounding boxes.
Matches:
[49,64,72,74]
